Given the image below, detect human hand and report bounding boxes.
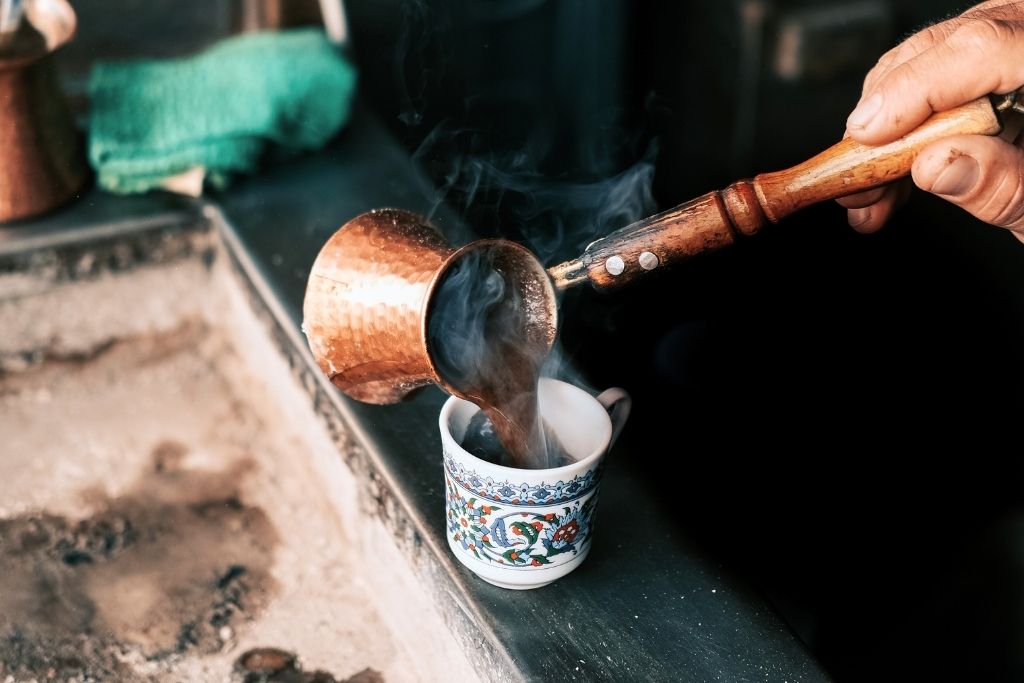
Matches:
[837,0,1024,243]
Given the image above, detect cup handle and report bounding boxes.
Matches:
[596,388,631,449]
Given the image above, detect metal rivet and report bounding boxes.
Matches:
[605,255,625,276]
[639,251,659,270]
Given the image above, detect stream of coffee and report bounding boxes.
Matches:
[428,247,565,469]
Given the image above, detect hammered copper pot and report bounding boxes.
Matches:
[0,0,87,223]
[302,208,557,404]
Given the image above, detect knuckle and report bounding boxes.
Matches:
[874,46,899,71]
[862,20,963,98]
[922,19,961,43]
[913,24,951,51]
[887,60,925,102]
[990,171,1024,228]
[863,48,899,93]
[862,22,953,94]
[949,18,1016,55]
[968,152,1024,228]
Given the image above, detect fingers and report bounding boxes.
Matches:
[860,22,958,97]
[836,187,888,209]
[845,182,912,234]
[964,0,1024,15]
[847,15,1024,145]
[913,134,1024,230]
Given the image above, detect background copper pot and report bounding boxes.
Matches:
[302,208,557,404]
[0,0,87,223]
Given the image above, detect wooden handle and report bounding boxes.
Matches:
[548,96,1002,290]
[754,95,1001,221]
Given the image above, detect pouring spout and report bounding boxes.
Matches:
[546,257,588,291]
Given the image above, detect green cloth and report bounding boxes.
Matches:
[88,29,356,194]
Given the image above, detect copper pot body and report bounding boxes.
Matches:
[0,0,87,223]
[303,208,557,404]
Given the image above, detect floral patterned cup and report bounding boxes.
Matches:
[440,378,630,590]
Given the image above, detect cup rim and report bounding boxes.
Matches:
[438,377,612,477]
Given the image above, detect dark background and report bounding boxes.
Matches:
[57,0,1023,679]
[345,1,1024,681]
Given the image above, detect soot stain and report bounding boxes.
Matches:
[0,440,279,682]
[234,647,385,683]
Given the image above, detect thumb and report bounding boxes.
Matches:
[912,135,1024,231]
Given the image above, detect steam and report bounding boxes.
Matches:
[393,0,441,128]
[417,131,658,384]
[428,246,555,470]
[396,18,657,466]
[416,127,657,467]
[413,125,658,265]
[428,248,514,391]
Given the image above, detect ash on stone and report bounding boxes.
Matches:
[0,445,278,682]
[234,647,385,683]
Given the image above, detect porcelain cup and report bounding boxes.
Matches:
[439,378,630,590]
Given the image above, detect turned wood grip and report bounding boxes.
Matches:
[754,95,1002,222]
[559,96,1001,290]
